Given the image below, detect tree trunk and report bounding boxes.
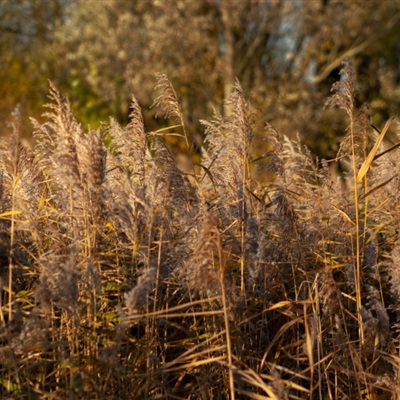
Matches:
[220,1,235,116]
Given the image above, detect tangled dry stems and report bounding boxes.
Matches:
[1,60,400,399]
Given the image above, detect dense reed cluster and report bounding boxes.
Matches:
[1,59,400,399]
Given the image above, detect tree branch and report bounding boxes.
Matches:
[310,12,400,85]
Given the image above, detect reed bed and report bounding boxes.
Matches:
[1,59,400,399]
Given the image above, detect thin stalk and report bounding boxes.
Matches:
[180,113,189,149]
[217,229,236,400]
[362,117,369,285]
[350,117,364,345]
[6,112,20,325]
[8,175,18,322]
[240,159,246,296]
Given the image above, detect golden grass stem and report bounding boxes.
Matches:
[217,228,236,400]
[349,115,364,346]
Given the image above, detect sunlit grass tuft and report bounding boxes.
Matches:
[1,62,400,399]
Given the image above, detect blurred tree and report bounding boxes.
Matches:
[0,0,68,136]
[1,0,400,159]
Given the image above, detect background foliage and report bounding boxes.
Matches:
[1,0,400,158]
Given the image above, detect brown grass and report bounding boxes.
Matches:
[1,59,400,399]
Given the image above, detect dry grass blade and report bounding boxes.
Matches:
[359,173,397,200]
[236,368,287,399]
[234,390,273,400]
[356,116,395,182]
[303,303,315,379]
[259,317,303,371]
[372,140,400,161]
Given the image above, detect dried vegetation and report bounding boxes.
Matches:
[1,60,400,399]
